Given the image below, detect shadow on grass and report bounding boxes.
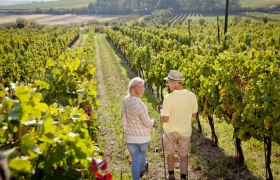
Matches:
[190,127,260,180]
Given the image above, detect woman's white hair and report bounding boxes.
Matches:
[128,77,144,96]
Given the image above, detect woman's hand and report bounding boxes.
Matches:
[157,105,162,113]
[152,119,156,127]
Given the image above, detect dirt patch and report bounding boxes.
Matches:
[0,14,49,24]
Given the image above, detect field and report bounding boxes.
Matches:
[0,0,95,10]
[0,14,118,25]
[239,0,280,8]
[1,0,280,10]
[204,15,260,23]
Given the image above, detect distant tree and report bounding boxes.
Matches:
[35,8,43,14]
[77,7,88,15]
[229,0,240,10]
[262,16,268,23]
[243,18,251,24]
[159,0,180,9]
[88,2,95,14]
[198,17,206,26]
[232,16,242,24]
[85,0,242,15]
[16,17,27,28]
[28,20,39,28]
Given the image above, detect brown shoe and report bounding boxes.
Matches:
[140,163,148,178]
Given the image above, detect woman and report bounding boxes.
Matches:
[121,77,156,179]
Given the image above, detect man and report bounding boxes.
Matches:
[159,70,198,180]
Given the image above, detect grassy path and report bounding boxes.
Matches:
[72,33,88,49]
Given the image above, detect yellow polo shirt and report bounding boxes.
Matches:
[162,89,198,137]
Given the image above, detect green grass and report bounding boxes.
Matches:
[95,33,133,179]
[0,0,95,10]
[205,15,260,23]
[96,16,120,22]
[239,0,280,8]
[72,34,88,49]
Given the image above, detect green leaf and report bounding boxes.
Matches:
[34,103,48,112]
[74,141,88,159]
[9,158,32,172]
[39,142,49,153]
[46,58,56,67]
[264,118,270,129]
[71,58,81,72]
[263,101,269,110]
[34,80,50,90]
[52,68,61,78]
[21,134,37,152]
[32,93,43,105]
[43,116,56,134]
[38,134,54,143]
[53,145,66,162]
[16,86,31,103]
[49,103,58,115]
[8,103,21,122]
[21,134,41,158]
[0,90,7,96]
[86,63,95,74]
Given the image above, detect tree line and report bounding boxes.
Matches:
[3,0,280,16]
[88,0,240,15]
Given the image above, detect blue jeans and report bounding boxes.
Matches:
[127,142,150,180]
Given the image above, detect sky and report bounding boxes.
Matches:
[0,0,57,6]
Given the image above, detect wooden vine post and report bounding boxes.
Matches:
[196,112,202,133]
[207,114,218,146]
[188,19,191,47]
[264,135,273,180]
[223,0,229,49]
[217,16,220,44]
[234,126,244,164]
[224,0,229,35]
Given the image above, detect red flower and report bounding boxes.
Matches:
[103,173,112,180]
[84,120,90,125]
[90,164,97,172]
[85,105,92,116]
[90,158,112,180]
[94,172,103,179]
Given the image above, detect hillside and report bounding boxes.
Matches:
[0,0,95,10]
[239,0,280,8]
[1,0,280,11]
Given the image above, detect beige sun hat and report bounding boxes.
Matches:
[163,70,185,82]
